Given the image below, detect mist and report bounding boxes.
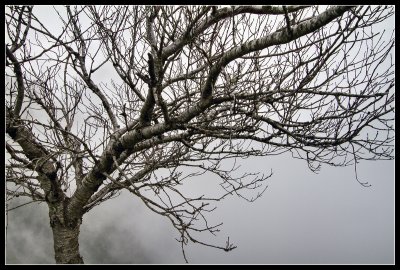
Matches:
[5,5,394,265]
[6,152,394,264]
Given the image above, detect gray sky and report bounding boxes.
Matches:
[5,6,395,264]
[6,153,394,264]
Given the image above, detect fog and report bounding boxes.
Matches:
[6,153,394,264]
[5,5,394,265]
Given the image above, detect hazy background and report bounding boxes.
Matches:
[5,5,395,264]
[6,153,394,264]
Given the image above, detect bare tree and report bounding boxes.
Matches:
[5,5,394,264]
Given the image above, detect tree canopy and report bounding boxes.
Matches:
[5,5,394,263]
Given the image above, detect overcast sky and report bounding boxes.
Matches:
[5,6,394,264]
[6,152,394,264]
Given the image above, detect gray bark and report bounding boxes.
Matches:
[52,223,83,264]
[6,5,393,263]
[49,199,83,264]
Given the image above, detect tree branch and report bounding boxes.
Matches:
[6,47,25,117]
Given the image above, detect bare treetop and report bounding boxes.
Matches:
[6,5,394,263]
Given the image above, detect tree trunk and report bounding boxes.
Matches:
[48,200,84,264]
[52,222,84,264]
